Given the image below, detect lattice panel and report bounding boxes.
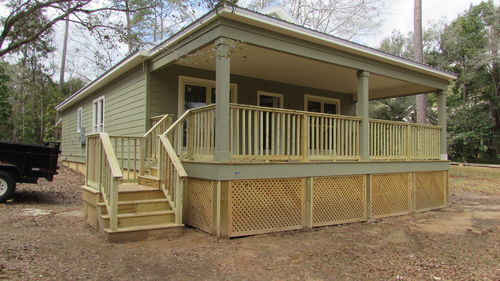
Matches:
[313,176,366,226]
[185,178,214,233]
[229,178,304,237]
[371,173,411,218]
[415,171,447,211]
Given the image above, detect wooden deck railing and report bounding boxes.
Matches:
[159,114,190,225]
[86,133,122,231]
[142,114,173,172]
[369,119,441,160]
[109,136,142,181]
[229,104,361,161]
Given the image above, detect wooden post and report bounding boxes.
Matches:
[304,177,313,229]
[217,181,230,239]
[110,178,119,231]
[175,176,184,225]
[214,38,231,162]
[365,174,372,220]
[437,90,447,160]
[301,113,309,161]
[357,70,370,161]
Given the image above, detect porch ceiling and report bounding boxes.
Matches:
[175,43,436,100]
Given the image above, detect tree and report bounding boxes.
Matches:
[246,0,385,39]
[0,0,147,58]
[0,63,12,140]
[414,0,429,124]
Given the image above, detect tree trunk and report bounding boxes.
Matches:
[413,0,429,124]
[125,0,133,54]
[489,22,500,153]
[59,17,69,95]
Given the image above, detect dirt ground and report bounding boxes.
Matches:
[0,165,499,281]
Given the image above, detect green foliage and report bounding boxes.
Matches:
[448,104,494,162]
[0,63,12,140]
[377,1,499,163]
[369,97,415,122]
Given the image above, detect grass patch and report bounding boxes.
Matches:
[449,166,500,195]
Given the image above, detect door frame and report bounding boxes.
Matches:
[177,75,238,116]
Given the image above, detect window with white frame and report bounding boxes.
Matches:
[304,94,340,114]
[93,96,105,133]
[257,91,284,108]
[178,76,238,115]
[76,107,83,133]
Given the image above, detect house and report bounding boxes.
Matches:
[56,5,456,242]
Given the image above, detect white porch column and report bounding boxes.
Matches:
[357,70,370,161]
[214,38,231,162]
[437,90,448,160]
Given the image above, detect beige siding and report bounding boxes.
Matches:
[60,65,146,163]
[150,64,355,118]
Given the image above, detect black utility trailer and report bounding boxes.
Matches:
[0,141,60,202]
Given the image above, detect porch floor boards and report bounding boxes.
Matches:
[118,183,157,192]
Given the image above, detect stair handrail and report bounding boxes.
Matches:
[98,132,123,231]
[141,114,173,174]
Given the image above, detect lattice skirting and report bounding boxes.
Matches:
[313,175,366,226]
[183,171,448,237]
[371,173,412,218]
[228,178,305,237]
[415,171,447,212]
[185,178,215,233]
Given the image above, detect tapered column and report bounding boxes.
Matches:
[357,70,370,161]
[214,38,231,162]
[437,90,447,160]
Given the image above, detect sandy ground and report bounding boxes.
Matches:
[0,165,499,281]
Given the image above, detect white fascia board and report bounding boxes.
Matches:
[220,7,457,81]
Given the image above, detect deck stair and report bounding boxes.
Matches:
[86,113,188,242]
[96,183,183,242]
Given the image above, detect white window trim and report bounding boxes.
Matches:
[92,96,105,133]
[257,91,284,108]
[76,107,83,133]
[304,94,341,114]
[177,76,238,116]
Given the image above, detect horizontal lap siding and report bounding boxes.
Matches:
[60,65,146,163]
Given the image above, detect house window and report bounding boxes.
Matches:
[76,107,83,133]
[304,94,340,114]
[93,96,105,133]
[178,76,238,115]
[257,91,284,108]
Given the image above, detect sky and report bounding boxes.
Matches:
[361,0,494,47]
[47,0,497,82]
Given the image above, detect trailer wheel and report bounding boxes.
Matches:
[0,171,15,203]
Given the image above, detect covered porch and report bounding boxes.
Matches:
[149,38,448,164]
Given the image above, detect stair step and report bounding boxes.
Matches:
[104,223,183,233]
[149,167,158,177]
[103,223,184,242]
[138,175,160,188]
[98,198,171,214]
[101,210,175,228]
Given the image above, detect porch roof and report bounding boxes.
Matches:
[56,5,456,111]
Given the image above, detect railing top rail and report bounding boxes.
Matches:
[99,133,123,178]
[144,114,172,137]
[230,103,362,121]
[190,104,216,113]
[159,135,188,177]
[150,113,169,121]
[163,110,190,136]
[108,135,143,139]
[369,118,441,129]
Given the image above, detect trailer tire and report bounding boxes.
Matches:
[0,171,15,203]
